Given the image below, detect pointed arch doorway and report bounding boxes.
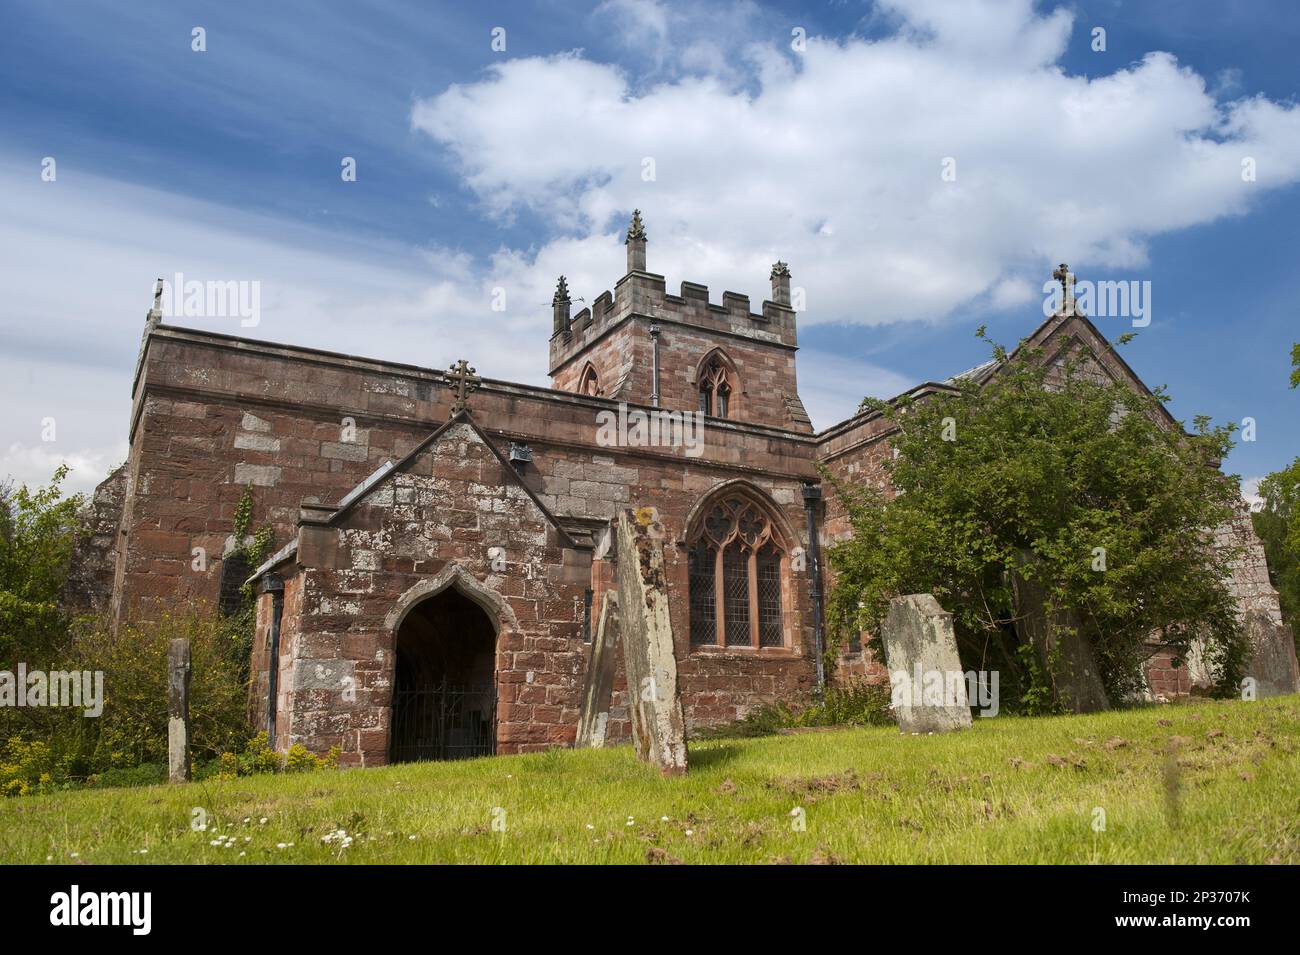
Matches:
[389,586,498,762]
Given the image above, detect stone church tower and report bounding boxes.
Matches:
[549,209,812,431]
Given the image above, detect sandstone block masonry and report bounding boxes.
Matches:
[88,216,1291,764]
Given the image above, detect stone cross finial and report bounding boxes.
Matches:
[552,276,573,335]
[625,210,648,272]
[626,209,646,242]
[770,260,792,306]
[1053,263,1075,314]
[444,359,480,417]
[553,275,571,304]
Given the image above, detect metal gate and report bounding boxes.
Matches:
[389,682,496,762]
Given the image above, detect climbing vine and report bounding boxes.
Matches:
[226,485,274,680]
[231,485,274,605]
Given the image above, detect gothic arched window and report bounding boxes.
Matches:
[698,358,732,418]
[578,363,602,397]
[687,494,786,649]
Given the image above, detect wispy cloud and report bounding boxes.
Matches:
[413,0,1300,328]
[5,0,1300,492]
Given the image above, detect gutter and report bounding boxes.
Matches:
[258,573,285,744]
[802,482,826,695]
[244,540,298,587]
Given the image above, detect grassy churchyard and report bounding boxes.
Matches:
[2,695,1297,865]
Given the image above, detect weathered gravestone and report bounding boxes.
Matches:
[881,594,972,734]
[1242,610,1300,698]
[1011,551,1110,713]
[168,638,192,783]
[575,592,620,749]
[613,507,688,775]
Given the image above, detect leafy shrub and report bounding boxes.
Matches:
[0,737,59,797]
[825,332,1247,706]
[0,469,269,796]
[0,605,253,792]
[696,683,894,740]
[1015,643,1057,716]
[216,733,339,778]
[85,762,167,790]
[0,466,84,663]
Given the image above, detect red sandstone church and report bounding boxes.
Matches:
[90,211,1285,766]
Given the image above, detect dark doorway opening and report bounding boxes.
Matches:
[389,587,497,763]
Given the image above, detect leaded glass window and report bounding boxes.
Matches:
[686,493,787,650]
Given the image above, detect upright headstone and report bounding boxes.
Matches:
[1242,610,1300,698]
[575,593,620,748]
[168,638,192,783]
[881,594,972,734]
[1183,634,1215,691]
[1011,551,1110,713]
[613,507,688,775]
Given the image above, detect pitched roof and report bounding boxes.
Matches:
[817,308,1180,441]
[323,410,577,548]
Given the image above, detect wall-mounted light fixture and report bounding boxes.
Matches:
[508,442,533,473]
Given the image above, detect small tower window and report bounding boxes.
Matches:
[699,358,732,419]
[578,364,602,397]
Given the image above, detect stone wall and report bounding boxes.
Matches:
[1144,647,1193,699]
[116,326,822,618]
[261,421,590,763]
[815,407,899,685]
[122,325,825,751]
[1216,505,1284,626]
[107,299,1291,766]
[64,463,127,613]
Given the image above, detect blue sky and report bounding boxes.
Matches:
[1,0,1298,496]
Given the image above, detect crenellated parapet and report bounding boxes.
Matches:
[548,210,807,430]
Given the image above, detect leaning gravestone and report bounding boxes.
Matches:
[1242,609,1300,698]
[168,638,192,783]
[1011,551,1110,713]
[575,592,620,749]
[613,507,688,775]
[881,594,972,734]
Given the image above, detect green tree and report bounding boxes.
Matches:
[825,333,1245,710]
[0,466,85,662]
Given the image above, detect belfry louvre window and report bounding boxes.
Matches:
[687,495,786,649]
[578,363,602,397]
[698,359,732,418]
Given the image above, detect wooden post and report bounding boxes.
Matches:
[168,638,192,783]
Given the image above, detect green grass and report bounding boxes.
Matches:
[3,696,1298,864]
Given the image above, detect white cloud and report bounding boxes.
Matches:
[0,162,585,491]
[796,351,917,429]
[412,0,1300,330]
[592,0,769,81]
[0,441,129,498]
[1240,476,1264,511]
[7,0,1300,472]
[596,0,672,56]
